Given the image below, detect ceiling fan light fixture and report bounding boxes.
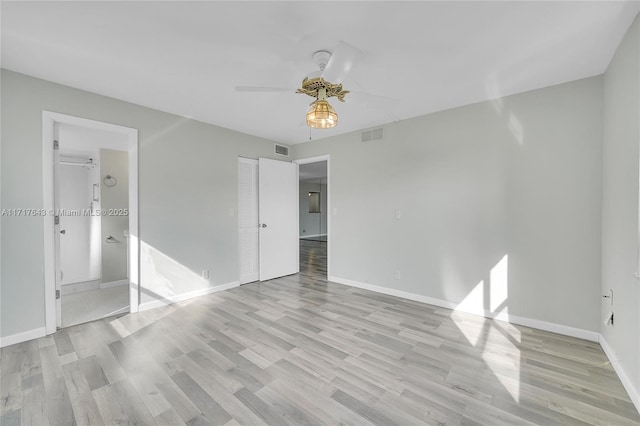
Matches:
[306,100,338,129]
[306,87,338,129]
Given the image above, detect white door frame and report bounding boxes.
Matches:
[238,157,259,284]
[294,155,331,278]
[42,111,139,335]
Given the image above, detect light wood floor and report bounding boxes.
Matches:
[1,241,638,425]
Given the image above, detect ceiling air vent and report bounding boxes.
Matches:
[274,144,289,157]
[361,128,384,142]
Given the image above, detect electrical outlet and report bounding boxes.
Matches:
[202,270,209,279]
[395,270,402,280]
[395,210,402,220]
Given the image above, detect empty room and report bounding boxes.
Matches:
[1,1,639,425]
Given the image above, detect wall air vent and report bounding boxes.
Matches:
[361,128,384,142]
[275,144,289,156]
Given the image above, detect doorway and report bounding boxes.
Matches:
[295,156,330,279]
[58,130,130,327]
[43,112,139,335]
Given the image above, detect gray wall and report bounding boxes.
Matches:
[100,149,128,283]
[601,14,640,401]
[299,180,327,238]
[0,69,287,338]
[293,76,603,332]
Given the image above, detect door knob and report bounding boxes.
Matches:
[261,224,267,228]
[60,229,66,234]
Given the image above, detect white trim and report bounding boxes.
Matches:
[503,314,599,342]
[240,273,259,285]
[0,327,47,348]
[128,131,140,313]
[60,278,128,295]
[42,115,56,334]
[599,335,640,413]
[101,279,129,289]
[300,233,328,239]
[42,111,139,335]
[61,279,101,295]
[328,276,600,342]
[238,157,260,285]
[61,279,101,287]
[294,155,331,277]
[139,281,240,312]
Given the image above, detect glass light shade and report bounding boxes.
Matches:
[306,100,338,129]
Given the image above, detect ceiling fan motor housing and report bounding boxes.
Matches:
[313,50,331,70]
[296,77,350,102]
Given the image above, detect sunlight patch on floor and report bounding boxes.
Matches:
[452,254,521,402]
[453,281,485,346]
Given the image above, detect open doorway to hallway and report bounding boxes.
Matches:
[298,160,328,279]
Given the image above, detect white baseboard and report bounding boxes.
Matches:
[599,335,640,413]
[0,327,47,348]
[139,281,240,312]
[328,276,600,342]
[240,273,259,285]
[62,278,128,295]
[101,279,129,289]
[62,279,101,295]
[501,313,599,342]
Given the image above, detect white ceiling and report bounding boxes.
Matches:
[2,1,638,145]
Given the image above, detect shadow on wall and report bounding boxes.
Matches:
[486,78,525,145]
[141,116,191,147]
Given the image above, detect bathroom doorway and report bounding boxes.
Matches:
[55,123,131,327]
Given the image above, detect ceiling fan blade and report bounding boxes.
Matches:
[322,41,363,84]
[235,86,295,92]
[347,91,399,104]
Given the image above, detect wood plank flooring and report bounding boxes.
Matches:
[2,240,638,425]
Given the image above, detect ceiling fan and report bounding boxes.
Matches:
[235,41,364,129]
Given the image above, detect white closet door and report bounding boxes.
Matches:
[238,158,259,284]
[258,158,299,281]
